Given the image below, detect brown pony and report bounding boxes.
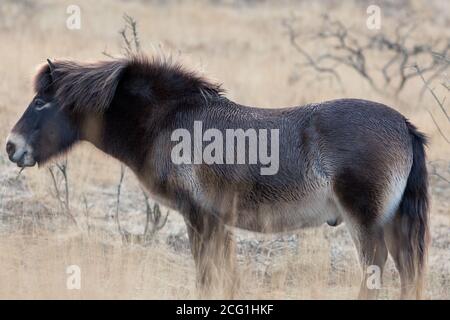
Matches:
[6,55,429,299]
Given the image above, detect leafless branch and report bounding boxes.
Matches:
[426,108,450,144]
[283,14,450,96]
[428,161,450,185]
[48,159,78,227]
[282,17,344,90]
[115,164,125,235]
[412,64,450,144]
[413,64,450,122]
[120,14,141,57]
[102,15,168,244]
[82,194,93,236]
[101,47,115,59]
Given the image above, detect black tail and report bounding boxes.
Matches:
[399,120,430,299]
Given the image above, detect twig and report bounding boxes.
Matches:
[411,64,449,144]
[102,47,115,59]
[282,18,343,89]
[16,167,25,180]
[428,161,450,184]
[142,188,169,242]
[426,108,450,144]
[124,14,140,53]
[48,159,78,227]
[115,164,125,235]
[120,14,141,57]
[82,194,92,235]
[413,64,450,122]
[56,159,70,213]
[48,166,62,211]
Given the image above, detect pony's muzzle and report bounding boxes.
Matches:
[5,134,36,167]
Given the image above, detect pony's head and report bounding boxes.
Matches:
[6,60,79,167]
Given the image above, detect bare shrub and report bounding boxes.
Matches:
[282,14,450,96]
[106,15,169,244]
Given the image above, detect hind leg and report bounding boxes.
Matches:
[346,222,388,299]
[334,168,390,299]
[384,214,421,299]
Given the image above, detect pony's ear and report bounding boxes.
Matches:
[34,61,55,93]
[47,59,55,77]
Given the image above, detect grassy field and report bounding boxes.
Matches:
[0,0,448,299]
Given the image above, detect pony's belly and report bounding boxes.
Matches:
[233,188,339,233]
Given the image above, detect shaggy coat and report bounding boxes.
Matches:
[7,55,429,299]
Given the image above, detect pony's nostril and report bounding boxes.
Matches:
[6,141,15,157]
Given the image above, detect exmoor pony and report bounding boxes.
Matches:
[6,55,429,299]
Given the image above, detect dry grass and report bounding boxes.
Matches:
[0,0,449,299]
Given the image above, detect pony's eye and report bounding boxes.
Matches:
[34,99,50,111]
[35,99,45,107]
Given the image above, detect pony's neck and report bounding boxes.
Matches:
[80,114,104,149]
[79,111,146,171]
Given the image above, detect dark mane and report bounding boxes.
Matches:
[33,55,224,112]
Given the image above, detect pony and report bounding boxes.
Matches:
[6,55,429,299]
